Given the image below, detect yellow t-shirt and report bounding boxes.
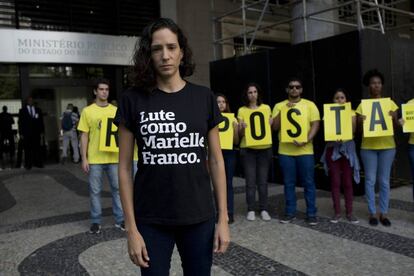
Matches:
[272,99,320,156]
[237,104,272,149]
[407,99,414,145]
[356,99,398,150]
[78,103,119,164]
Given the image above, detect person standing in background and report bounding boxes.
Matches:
[61,103,80,164]
[18,96,45,170]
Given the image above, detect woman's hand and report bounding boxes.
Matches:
[293,140,306,147]
[399,118,405,126]
[127,230,150,268]
[214,220,230,253]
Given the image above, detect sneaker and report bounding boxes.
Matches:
[346,214,359,224]
[60,157,66,165]
[246,211,256,221]
[306,217,318,226]
[89,223,101,234]
[379,216,391,227]
[280,214,296,224]
[330,214,341,223]
[260,210,271,221]
[369,216,378,226]
[115,221,126,231]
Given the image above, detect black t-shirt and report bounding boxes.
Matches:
[115,82,224,225]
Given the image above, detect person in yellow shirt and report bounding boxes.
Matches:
[217,93,239,224]
[356,69,398,227]
[272,78,320,226]
[78,78,124,234]
[237,83,272,222]
[399,98,414,201]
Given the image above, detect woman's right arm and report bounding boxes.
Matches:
[118,124,150,268]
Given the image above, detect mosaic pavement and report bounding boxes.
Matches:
[1,164,413,275]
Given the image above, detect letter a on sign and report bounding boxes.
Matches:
[323,103,352,141]
[401,104,414,133]
[99,116,119,152]
[244,109,272,147]
[361,98,394,137]
[218,113,235,150]
[281,105,308,143]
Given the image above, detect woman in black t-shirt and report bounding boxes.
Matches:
[116,18,230,276]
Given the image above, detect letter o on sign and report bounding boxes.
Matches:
[249,111,266,140]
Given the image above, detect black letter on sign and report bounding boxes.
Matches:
[249,112,266,140]
[369,102,387,131]
[287,108,302,138]
[106,118,119,147]
[219,116,230,132]
[330,105,345,135]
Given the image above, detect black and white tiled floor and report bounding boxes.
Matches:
[1,164,413,275]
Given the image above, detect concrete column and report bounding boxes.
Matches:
[291,0,340,44]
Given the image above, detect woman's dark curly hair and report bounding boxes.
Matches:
[130,18,195,90]
[362,69,384,87]
[242,82,263,106]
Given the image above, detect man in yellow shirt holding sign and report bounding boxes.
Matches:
[272,78,320,226]
[78,79,124,234]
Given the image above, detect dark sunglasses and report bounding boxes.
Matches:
[288,85,302,90]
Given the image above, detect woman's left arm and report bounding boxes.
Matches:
[208,126,230,253]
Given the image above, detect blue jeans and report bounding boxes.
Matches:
[360,148,396,215]
[88,164,124,224]
[133,160,138,180]
[223,150,236,215]
[137,219,215,276]
[279,154,317,217]
[408,145,414,201]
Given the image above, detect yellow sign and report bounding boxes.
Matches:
[361,98,394,137]
[243,109,272,146]
[218,113,235,150]
[402,104,414,133]
[99,117,119,152]
[280,105,308,143]
[323,103,353,141]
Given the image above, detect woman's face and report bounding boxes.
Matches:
[217,96,227,112]
[333,91,346,104]
[369,76,383,97]
[247,86,258,104]
[150,28,183,79]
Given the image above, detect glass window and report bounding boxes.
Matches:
[0,64,20,99]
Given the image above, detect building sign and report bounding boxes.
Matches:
[0,29,138,65]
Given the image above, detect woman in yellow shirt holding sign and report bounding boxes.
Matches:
[399,98,414,201]
[356,69,398,227]
[217,94,239,223]
[237,83,273,222]
[320,89,360,224]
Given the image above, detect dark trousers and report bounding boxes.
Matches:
[241,148,272,211]
[326,147,354,215]
[0,134,15,168]
[137,219,215,276]
[223,150,236,215]
[23,135,42,169]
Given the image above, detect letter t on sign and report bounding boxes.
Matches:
[330,105,345,135]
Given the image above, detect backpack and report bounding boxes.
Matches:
[61,112,73,131]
